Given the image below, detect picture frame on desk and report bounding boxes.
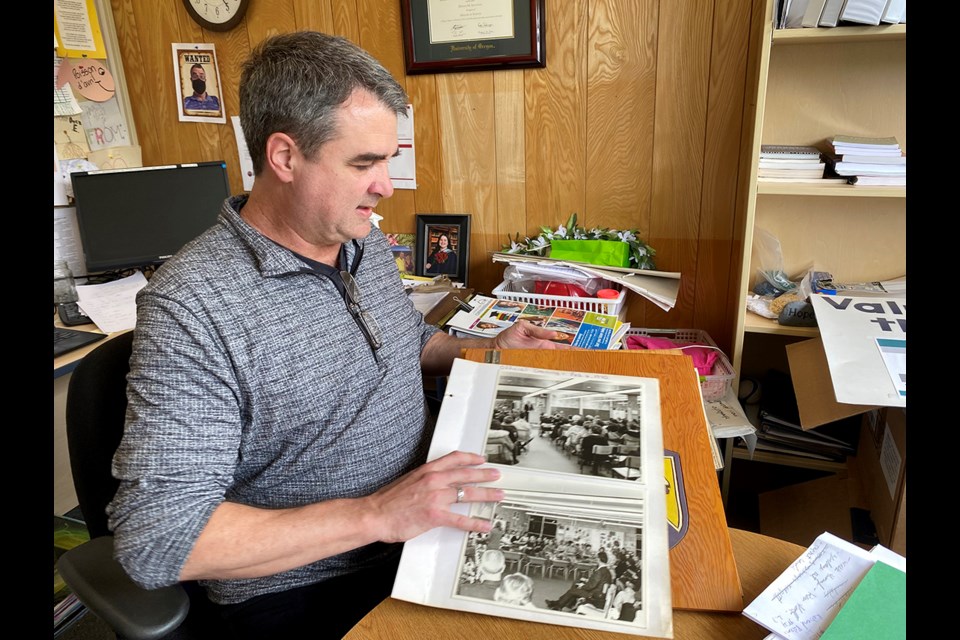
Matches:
[399,0,546,75]
[415,214,471,286]
[386,233,416,276]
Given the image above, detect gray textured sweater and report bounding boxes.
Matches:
[107,195,438,604]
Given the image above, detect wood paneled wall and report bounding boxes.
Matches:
[109,0,755,353]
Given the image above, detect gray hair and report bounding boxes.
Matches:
[240,31,408,175]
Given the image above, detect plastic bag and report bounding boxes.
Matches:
[501,264,607,296]
[753,228,797,293]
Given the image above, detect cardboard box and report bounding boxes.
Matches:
[759,473,868,549]
[785,337,877,430]
[854,407,907,556]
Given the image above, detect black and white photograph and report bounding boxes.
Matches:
[392,361,672,637]
[415,214,471,284]
[483,368,647,481]
[453,492,645,627]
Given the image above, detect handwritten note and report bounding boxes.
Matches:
[743,532,875,640]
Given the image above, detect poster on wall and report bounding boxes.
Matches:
[54,0,107,59]
[172,43,226,124]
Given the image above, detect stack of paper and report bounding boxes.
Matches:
[447,295,630,349]
[491,253,680,312]
[757,145,840,184]
[825,135,906,186]
[744,531,906,639]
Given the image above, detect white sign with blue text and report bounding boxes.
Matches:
[809,295,906,407]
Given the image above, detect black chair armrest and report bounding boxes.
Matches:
[57,536,190,640]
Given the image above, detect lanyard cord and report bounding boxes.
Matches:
[291,241,379,358]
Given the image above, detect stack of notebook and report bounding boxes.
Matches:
[752,370,859,462]
[824,135,906,187]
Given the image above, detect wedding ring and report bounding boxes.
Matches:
[455,487,465,504]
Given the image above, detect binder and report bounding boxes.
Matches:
[839,0,887,25]
[802,0,830,27]
[818,0,847,26]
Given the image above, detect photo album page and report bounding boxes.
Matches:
[392,359,673,638]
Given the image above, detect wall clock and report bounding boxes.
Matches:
[182,0,249,32]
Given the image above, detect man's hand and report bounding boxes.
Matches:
[493,320,573,349]
[364,451,504,543]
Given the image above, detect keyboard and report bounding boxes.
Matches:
[55,326,107,358]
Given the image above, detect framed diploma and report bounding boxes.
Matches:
[400,0,545,75]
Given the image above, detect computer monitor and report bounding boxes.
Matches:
[71,161,231,274]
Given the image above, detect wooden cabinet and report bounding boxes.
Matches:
[732,3,906,396]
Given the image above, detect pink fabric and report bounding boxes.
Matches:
[624,335,720,376]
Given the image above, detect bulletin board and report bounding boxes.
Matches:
[54,0,139,277]
[54,0,139,186]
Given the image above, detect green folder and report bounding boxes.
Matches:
[820,561,906,640]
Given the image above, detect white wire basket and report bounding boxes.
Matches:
[622,328,735,401]
[491,281,628,319]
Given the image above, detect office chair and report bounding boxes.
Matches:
[57,331,218,640]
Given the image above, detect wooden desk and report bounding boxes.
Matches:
[346,529,802,640]
[54,311,124,378]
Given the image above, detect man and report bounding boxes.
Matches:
[563,416,589,452]
[183,63,220,112]
[486,521,505,550]
[578,425,610,474]
[488,418,519,464]
[107,32,564,639]
[545,556,614,612]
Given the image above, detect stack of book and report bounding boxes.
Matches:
[757,145,837,183]
[756,410,857,461]
[825,135,906,186]
[749,370,858,462]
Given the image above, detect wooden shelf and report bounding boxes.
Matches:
[731,0,906,379]
[757,182,905,198]
[731,447,848,472]
[773,24,905,45]
[744,313,819,338]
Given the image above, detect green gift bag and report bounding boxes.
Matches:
[548,239,631,268]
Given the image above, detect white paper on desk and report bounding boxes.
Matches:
[76,272,148,333]
[704,386,757,439]
[408,291,448,316]
[743,532,877,640]
[809,295,906,407]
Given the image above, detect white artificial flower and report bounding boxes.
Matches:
[617,230,637,243]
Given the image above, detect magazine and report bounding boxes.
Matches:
[447,295,630,349]
[54,515,90,634]
[392,359,673,638]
